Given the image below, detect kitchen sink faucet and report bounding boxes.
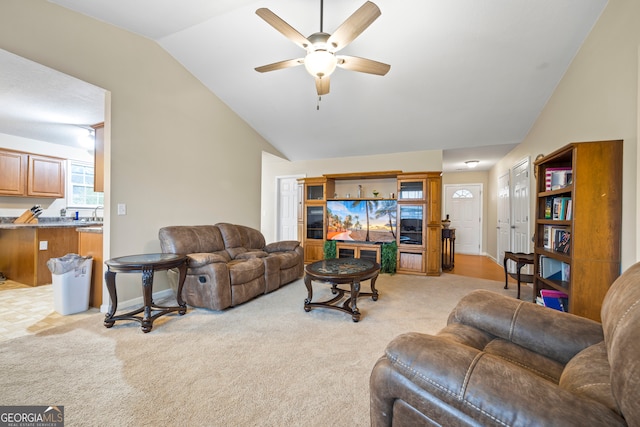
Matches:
[92,206,103,221]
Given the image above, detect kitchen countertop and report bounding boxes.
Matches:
[0,221,103,230]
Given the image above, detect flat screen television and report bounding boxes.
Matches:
[326,199,397,243]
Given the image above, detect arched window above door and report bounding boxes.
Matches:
[452,189,473,199]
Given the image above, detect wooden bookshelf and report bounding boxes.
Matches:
[533,140,622,321]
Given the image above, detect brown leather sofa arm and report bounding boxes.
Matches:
[371,332,626,427]
[186,253,229,267]
[264,240,301,252]
[447,290,603,364]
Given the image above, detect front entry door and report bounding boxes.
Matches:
[444,184,482,255]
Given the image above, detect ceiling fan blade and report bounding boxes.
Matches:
[315,76,330,95]
[337,55,390,76]
[327,1,381,51]
[256,8,310,50]
[255,58,304,73]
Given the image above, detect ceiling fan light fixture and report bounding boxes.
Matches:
[255,1,389,96]
[304,50,337,78]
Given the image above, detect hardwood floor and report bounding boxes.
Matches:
[449,253,515,283]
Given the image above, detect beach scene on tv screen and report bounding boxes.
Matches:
[327,200,397,243]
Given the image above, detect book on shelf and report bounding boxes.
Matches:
[544,198,553,219]
[565,199,573,220]
[543,226,551,249]
[552,197,571,220]
[540,289,569,312]
[543,225,554,250]
[553,229,571,254]
[539,255,570,281]
[542,225,570,253]
[544,167,572,191]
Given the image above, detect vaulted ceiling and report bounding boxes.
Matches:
[0,0,607,171]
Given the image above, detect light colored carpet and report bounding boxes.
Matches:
[0,273,531,426]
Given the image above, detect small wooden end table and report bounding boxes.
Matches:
[304,258,380,322]
[503,252,534,300]
[104,253,188,333]
[442,228,456,270]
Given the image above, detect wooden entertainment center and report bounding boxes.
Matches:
[298,170,442,276]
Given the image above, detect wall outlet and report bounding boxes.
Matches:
[117,203,126,215]
[39,241,48,250]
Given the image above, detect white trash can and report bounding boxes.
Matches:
[47,254,93,315]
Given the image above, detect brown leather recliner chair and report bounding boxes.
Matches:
[370,262,640,426]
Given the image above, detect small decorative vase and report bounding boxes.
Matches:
[372,190,379,198]
[442,214,451,229]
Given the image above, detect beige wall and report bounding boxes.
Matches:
[0,1,281,301]
[261,150,443,243]
[488,0,639,271]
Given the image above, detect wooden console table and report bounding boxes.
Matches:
[503,252,534,300]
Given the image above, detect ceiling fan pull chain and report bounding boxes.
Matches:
[317,96,321,110]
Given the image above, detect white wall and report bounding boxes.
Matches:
[488,0,639,271]
[261,150,443,243]
[0,1,282,300]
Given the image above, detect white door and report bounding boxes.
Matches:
[444,184,482,255]
[276,176,301,241]
[497,172,511,264]
[511,158,531,254]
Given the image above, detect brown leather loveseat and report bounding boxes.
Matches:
[370,261,640,426]
[159,223,303,310]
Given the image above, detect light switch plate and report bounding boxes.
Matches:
[117,203,126,215]
[39,241,48,250]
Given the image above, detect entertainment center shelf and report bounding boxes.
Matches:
[298,170,442,276]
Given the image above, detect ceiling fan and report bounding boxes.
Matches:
[255,1,391,97]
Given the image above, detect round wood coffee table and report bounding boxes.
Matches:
[303,258,380,322]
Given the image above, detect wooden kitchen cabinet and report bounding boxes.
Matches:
[0,227,78,286]
[27,154,65,198]
[0,149,27,196]
[78,228,103,308]
[0,148,65,198]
